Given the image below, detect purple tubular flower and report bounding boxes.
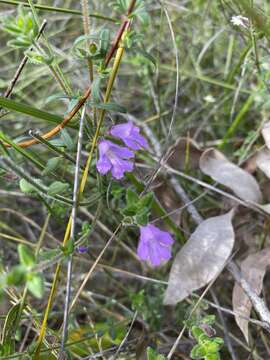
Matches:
[110,121,149,150]
[96,140,134,179]
[137,224,174,267]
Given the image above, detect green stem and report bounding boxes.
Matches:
[126,173,185,243]
[0,0,117,22]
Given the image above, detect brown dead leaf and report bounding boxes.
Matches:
[200,148,262,203]
[232,247,270,343]
[164,210,235,305]
[166,137,202,171]
[242,153,258,174]
[153,180,181,224]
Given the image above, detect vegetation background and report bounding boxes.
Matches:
[1,0,270,359]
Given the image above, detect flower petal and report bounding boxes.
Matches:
[110,122,133,138]
[137,238,149,261]
[110,142,134,158]
[110,121,148,150]
[96,155,112,175]
[111,158,134,179]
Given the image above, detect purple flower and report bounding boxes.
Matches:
[110,121,148,150]
[76,245,88,254]
[137,224,174,267]
[97,140,134,179]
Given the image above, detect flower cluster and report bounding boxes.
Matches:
[97,121,148,180]
[96,121,174,267]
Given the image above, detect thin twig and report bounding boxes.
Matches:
[60,105,86,353]
[111,311,138,360]
[227,262,270,330]
[3,20,47,99]
[69,223,122,312]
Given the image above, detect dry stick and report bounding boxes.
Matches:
[3,20,47,99]
[60,105,86,354]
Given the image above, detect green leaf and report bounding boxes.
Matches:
[60,128,74,150]
[135,211,149,226]
[18,244,36,267]
[126,188,139,205]
[202,315,216,325]
[100,28,110,53]
[0,96,63,125]
[190,344,207,359]
[2,23,21,35]
[138,192,153,210]
[121,204,138,216]
[204,341,220,354]
[61,239,74,256]
[147,347,167,360]
[192,326,205,342]
[1,303,21,355]
[26,273,44,299]
[6,265,26,286]
[7,38,31,48]
[212,337,224,346]
[205,354,220,360]
[0,132,45,170]
[25,50,53,65]
[19,178,43,194]
[136,47,156,67]
[198,334,211,345]
[47,181,69,196]
[38,249,60,262]
[91,77,102,102]
[42,157,61,175]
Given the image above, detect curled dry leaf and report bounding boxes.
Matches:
[164,210,235,305]
[232,247,270,343]
[262,121,270,149]
[166,137,202,171]
[200,148,262,203]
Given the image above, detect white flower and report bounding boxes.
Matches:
[231,15,249,29]
[204,95,216,103]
